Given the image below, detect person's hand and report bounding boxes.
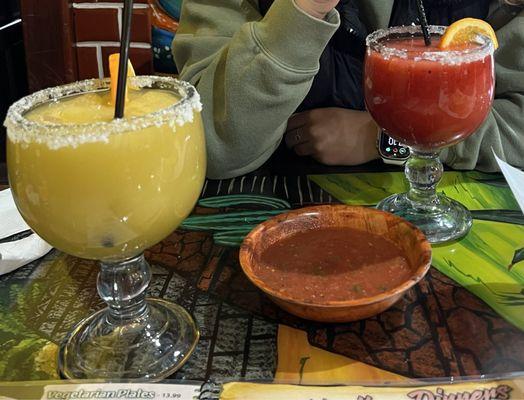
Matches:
[285,108,380,166]
[294,0,340,19]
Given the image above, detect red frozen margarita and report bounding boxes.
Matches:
[364,22,497,244]
[365,34,494,150]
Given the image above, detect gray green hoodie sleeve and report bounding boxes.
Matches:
[173,0,340,179]
[441,10,524,172]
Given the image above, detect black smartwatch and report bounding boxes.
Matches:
[377,128,410,165]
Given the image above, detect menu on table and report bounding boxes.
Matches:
[1,377,523,400]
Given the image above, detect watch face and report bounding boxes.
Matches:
[379,131,410,160]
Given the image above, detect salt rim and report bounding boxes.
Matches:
[4,75,203,149]
[366,25,494,64]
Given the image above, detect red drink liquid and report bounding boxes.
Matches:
[365,37,494,150]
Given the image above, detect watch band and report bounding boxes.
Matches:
[382,157,407,165]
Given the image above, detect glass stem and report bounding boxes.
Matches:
[98,254,151,324]
[405,150,443,207]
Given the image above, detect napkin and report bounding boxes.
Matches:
[0,189,53,275]
[0,188,30,238]
[493,151,524,214]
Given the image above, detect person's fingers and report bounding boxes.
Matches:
[293,141,316,156]
[286,112,309,132]
[285,127,308,148]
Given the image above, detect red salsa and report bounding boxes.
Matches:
[257,227,412,303]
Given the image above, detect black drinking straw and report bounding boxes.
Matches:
[416,0,432,46]
[114,0,134,119]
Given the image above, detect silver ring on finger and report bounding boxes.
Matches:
[294,128,301,144]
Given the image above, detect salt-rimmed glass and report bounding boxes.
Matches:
[364,25,495,243]
[5,76,206,379]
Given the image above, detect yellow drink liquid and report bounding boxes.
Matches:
[7,85,206,260]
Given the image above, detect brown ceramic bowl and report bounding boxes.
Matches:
[239,205,432,323]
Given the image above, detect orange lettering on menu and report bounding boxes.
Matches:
[408,389,435,400]
[407,385,513,400]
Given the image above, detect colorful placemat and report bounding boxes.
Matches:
[310,172,524,331]
[310,171,520,210]
[176,175,524,378]
[1,173,524,382]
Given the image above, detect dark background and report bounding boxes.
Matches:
[1,0,27,179]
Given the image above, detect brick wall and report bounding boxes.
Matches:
[72,0,153,79]
[21,0,155,91]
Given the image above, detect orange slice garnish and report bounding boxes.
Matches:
[109,53,136,105]
[439,18,498,50]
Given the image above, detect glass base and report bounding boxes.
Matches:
[58,298,199,380]
[377,192,472,244]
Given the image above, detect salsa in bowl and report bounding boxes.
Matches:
[239,205,432,322]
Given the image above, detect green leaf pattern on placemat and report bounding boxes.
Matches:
[309,171,519,211]
[510,248,524,270]
[0,284,59,380]
[181,195,291,247]
[432,220,524,328]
